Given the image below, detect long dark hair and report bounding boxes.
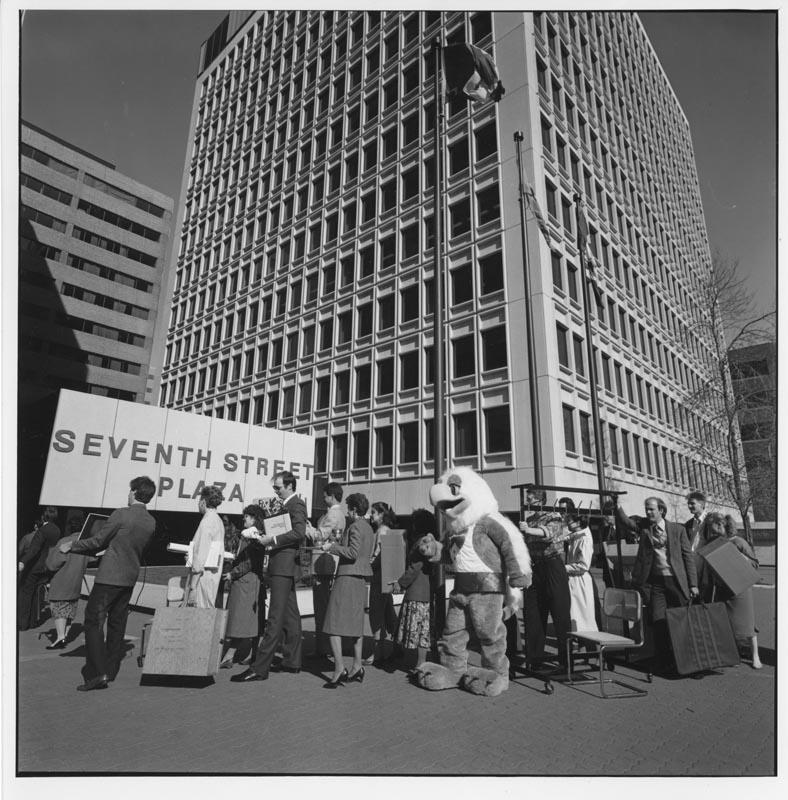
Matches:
[371,501,396,528]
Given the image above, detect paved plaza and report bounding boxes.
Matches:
[13,568,777,780]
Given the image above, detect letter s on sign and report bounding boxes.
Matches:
[52,429,75,453]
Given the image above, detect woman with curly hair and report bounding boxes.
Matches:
[320,493,375,687]
[700,512,762,669]
[187,484,226,608]
[221,505,267,667]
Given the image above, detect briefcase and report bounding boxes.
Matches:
[698,537,761,596]
[141,583,228,677]
[665,600,739,675]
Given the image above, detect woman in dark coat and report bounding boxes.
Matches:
[17,506,61,631]
[320,493,375,686]
[220,505,267,667]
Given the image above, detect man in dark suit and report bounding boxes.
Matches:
[232,470,307,682]
[616,496,699,674]
[62,476,157,691]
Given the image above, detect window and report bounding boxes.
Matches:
[337,311,352,344]
[378,295,395,330]
[402,166,419,200]
[567,263,578,302]
[621,430,632,469]
[378,357,394,395]
[335,371,350,405]
[451,263,473,304]
[399,422,419,463]
[400,285,419,322]
[332,434,348,471]
[400,351,419,389]
[482,326,507,370]
[320,318,334,350]
[402,114,419,145]
[562,405,577,453]
[454,412,478,457]
[573,335,585,377]
[357,303,373,336]
[316,376,331,409]
[360,245,375,278]
[608,423,620,466]
[474,120,497,161]
[579,412,592,457]
[267,390,280,423]
[355,364,371,400]
[477,185,500,226]
[353,430,370,468]
[299,382,312,414]
[302,326,315,357]
[315,438,328,472]
[453,334,475,377]
[449,138,469,174]
[485,406,511,453]
[381,181,397,213]
[401,223,419,259]
[551,251,563,290]
[480,252,504,294]
[556,323,570,368]
[403,62,419,94]
[380,233,397,269]
[376,426,394,465]
[450,198,471,237]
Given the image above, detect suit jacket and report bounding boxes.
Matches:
[616,507,697,601]
[329,517,374,578]
[684,515,706,576]
[267,494,307,577]
[70,504,156,587]
[21,521,61,574]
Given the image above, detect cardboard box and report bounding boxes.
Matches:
[699,537,761,596]
[379,529,407,593]
[263,513,292,537]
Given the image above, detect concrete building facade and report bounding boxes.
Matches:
[19,122,174,406]
[158,10,729,516]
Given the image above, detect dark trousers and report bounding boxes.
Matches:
[83,582,133,680]
[648,574,687,670]
[17,570,48,631]
[250,574,302,676]
[312,576,333,654]
[524,556,572,665]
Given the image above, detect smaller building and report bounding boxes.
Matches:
[20,121,174,406]
[729,341,776,522]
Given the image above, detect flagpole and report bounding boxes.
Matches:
[431,36,446,632]
[573,193,608,509]
[514,131,543,484]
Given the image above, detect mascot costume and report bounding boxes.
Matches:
[412,467,532,696]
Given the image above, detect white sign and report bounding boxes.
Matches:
[39,390,315,514]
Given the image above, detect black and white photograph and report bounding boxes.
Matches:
[3,1,779,791]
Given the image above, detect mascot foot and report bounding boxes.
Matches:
[412,663,464,691]
[460,666,509,697]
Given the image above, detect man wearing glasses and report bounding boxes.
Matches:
[232,471,307,682]
[616,496,699,676]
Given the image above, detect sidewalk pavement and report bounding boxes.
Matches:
[14,577,776,777]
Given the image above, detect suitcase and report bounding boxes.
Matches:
[140,580,228,677]
[698,537,761,596]
[665,600,739,675]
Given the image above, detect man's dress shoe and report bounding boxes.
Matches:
[77,675,109,692]
[230,668,268,683]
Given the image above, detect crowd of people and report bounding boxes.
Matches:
[18,473,765,692]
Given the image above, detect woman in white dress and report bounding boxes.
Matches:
[187,484,226,608]
[565,521,598,632]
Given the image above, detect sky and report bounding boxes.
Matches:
[16,8,777,314]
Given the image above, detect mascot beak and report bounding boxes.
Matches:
[429,482,461,510]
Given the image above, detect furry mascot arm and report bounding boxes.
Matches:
[485,515,532,588]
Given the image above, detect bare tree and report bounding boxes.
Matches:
[679,250,775,542]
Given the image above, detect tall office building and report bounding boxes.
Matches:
[20,121,174,406]
[159,10,729,514]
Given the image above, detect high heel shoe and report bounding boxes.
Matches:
[323,669,348,689]
[46,638,67,650]
[347,667,365,683]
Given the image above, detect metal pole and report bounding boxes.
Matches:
[514,131,543,484]
[431,37,446,633]
[574,193,607,511]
